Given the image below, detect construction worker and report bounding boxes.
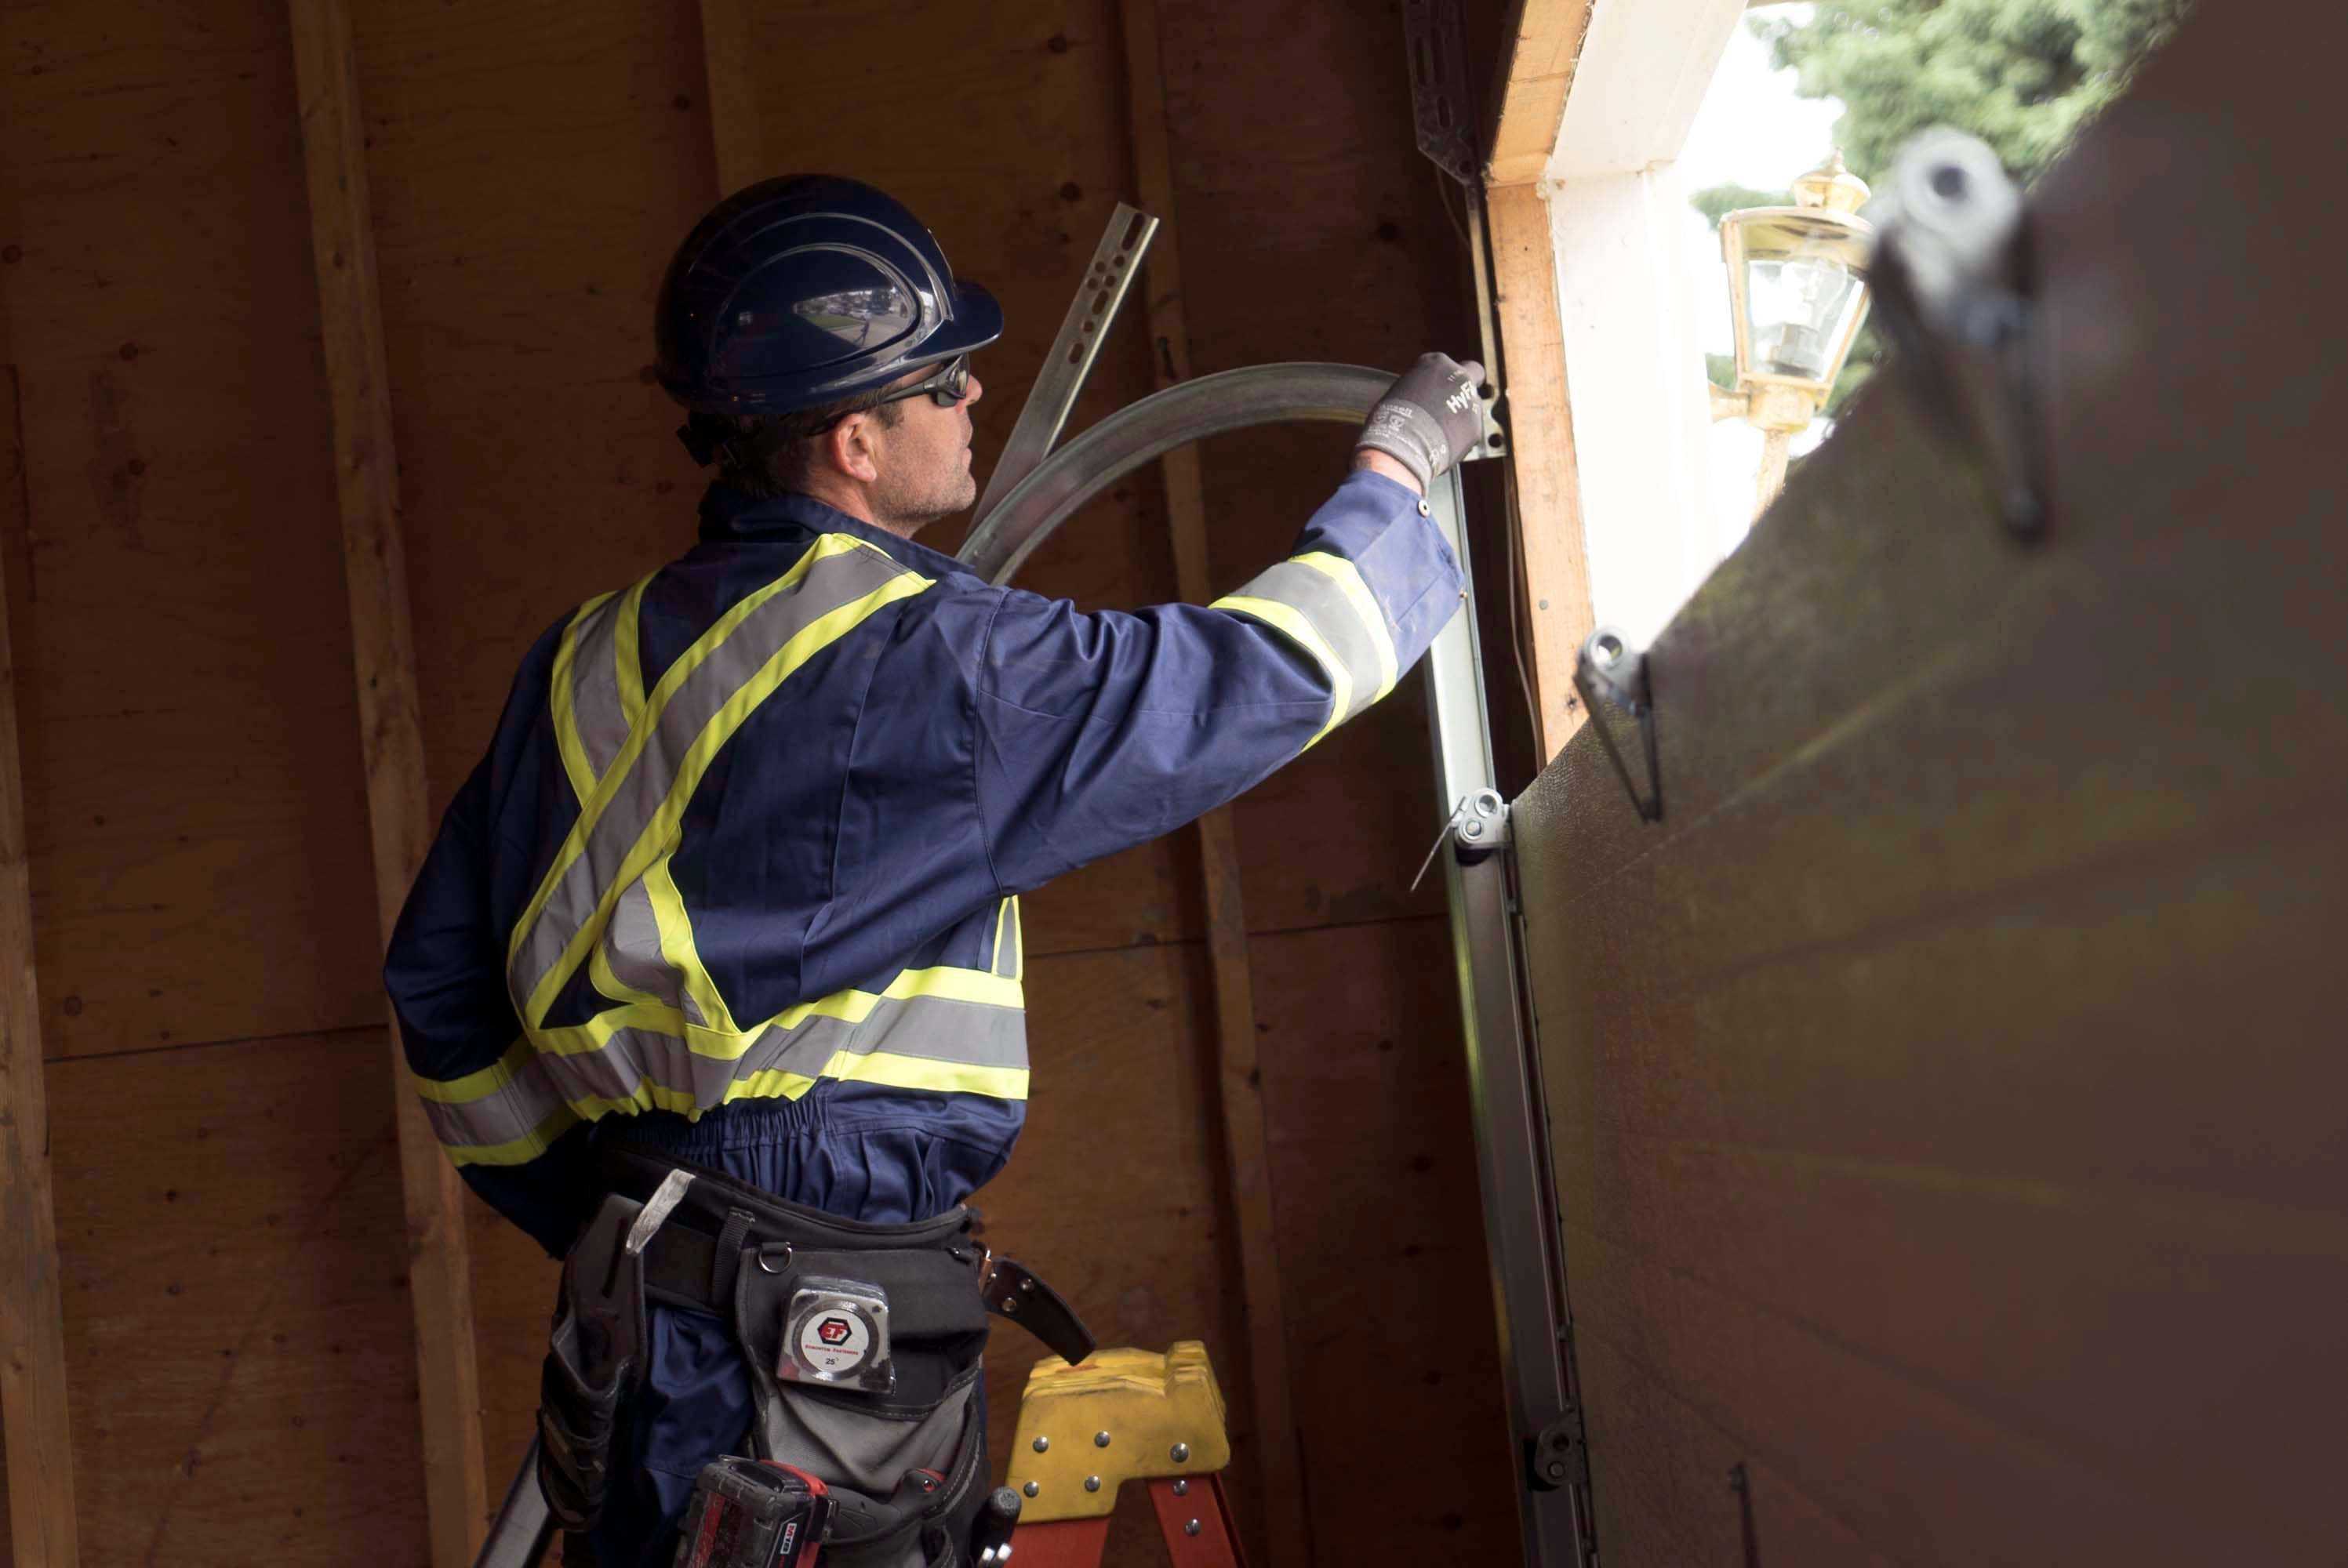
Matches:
[384,174,1485,1567]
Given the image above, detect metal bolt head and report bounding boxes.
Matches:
[1094,1430,1111,1448]
[1185,1520,1201,1537]
[1083,1475,1102,1493]
[1032,1436,1049,1453]
[1023,1480,1039,1498]
[1170,1441,1190,1463]
[1462,818,1484,839]
[1172,1478,1189,1496]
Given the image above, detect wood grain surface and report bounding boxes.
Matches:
[286,0,485,1557]
[1115,0,1308,1555]
[0,0,380,1059]
[1,0,1524,1561]
[2,365,81,1567]
[1513,7,2348,1561]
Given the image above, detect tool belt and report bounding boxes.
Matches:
[537,1145,1092,1568]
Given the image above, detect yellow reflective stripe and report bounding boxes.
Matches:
[551,590,618,808]
[614,573,652,730]
[991,895,1023,980]
[796,1051,1030,1102]
[443,1102,583,1168]
[646,854,737,1033]
[514,537,927,1028]
[411,1037,536,1104]
[1211,592,1350,748]
[507,536,858,1013]
[526,963,1024,1059]
[1292,551,1399,702]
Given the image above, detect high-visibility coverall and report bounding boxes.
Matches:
[383,467,1463,1562]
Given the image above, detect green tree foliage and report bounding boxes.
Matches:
[1693,0,2189,413]
[1752,0,2193,182]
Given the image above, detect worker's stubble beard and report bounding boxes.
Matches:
[867,443,977,538]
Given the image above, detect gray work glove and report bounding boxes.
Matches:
[1356,352,1488,491]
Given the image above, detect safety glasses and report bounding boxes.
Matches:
[874,354,972,410]
[810,356,972,437]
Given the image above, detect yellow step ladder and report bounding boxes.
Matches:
[1001,1341,1249,1566]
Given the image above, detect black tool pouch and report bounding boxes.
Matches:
[537,1192,652,1533]
[733,1244,993,1568]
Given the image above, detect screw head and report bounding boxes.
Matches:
[1023,1481,1039,1498]
[1170,1442,1190,1463]
[1094,1430,1111,1448]
[1548,1460,1568,1479]
[1462,818,1484,839]
[1185,1520,1202,1537]
[1173,1479,1190,1496]
[1083,1475,1102,1493]
[1032,1436,1049,1453]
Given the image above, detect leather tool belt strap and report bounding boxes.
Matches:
[596,1144,1095,1368]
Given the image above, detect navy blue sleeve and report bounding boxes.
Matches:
[972,468,1462,891]
[384,618,596,1258]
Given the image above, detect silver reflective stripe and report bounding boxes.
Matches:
[508,540,913,1023]
[567,590,631,787]
[416,1052,572,1157]
[434,991,1028,1131]
[604,877,702,1025]
[1224,557,1391,726]
[994,898,1021,979]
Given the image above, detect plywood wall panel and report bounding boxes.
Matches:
[44,1026,426,1564]
[983,939,1258,1562]
[345,0,716,815]
[1148,5,1489,938]
[1248,916,1520,1564]
[0,0,381,1058]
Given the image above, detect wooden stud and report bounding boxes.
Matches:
[1485,183,1593,757]
[1,365,82,1568]
[696,0,765,194]
[1117,1,1313,1561]
[1485,0,1597,186]
[286,5,489,1565]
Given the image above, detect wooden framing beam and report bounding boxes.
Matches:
[1117,1,1312,1560]
[287,5,488,1565]
[1,365,82,1568]
[1485,183,1592,757]
[1485,0,1596,187]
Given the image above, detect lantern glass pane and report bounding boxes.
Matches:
[1745,254,1865,384]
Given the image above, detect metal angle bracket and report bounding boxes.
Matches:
[970,203,1160,528]
[1574,625,1662,823]
[1404,0,1478,187]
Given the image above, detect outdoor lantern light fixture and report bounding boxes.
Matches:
[1713,151,1876,511]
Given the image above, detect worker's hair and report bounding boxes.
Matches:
[693,389,906,499]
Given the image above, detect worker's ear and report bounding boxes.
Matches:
[827,411,882,485]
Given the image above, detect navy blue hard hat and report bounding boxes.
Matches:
[654,175,1003,417]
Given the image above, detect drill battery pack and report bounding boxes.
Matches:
[673,1456,833,1568]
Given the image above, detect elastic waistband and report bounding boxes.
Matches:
[589,1094,831,1162]
[596,1142,975,1252]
